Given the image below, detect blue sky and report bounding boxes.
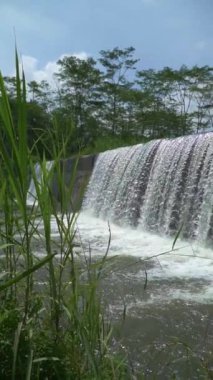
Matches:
[0,0,212,82]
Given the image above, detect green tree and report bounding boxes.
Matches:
[28,80,53,111]
[3,76,16,98]
[26,100,52,157]
[55,55,102,141]
[136,67,193,137]
[98,46,139,135]
[189,66,213,133]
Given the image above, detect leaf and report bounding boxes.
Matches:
[12,321,23,380]
[33,357,60,363]
[25,349,34,380]
[0,252,57,292]
[172,222,184,250]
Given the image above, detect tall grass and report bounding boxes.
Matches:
[0,52,131,379]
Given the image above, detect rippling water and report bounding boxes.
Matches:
[73,212,213,303]
[32,211,213,378]
[74,213,213,378]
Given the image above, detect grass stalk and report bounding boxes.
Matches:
[0,51,131,379]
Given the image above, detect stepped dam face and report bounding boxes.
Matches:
[83,133,213,244]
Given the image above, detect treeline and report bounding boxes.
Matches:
[2,47,213,158]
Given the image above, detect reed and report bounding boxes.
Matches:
[0,52,131,379]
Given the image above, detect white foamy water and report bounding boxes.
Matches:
[28,134,213,305]
[30,211,213,305]
[27,161,54,206]
[84,134,213,242]
[68,212,213,304]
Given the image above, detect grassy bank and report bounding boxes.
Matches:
[0,53,131,379]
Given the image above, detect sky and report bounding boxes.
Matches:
[0,0,212,83]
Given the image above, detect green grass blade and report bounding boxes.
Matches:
[12,321,23,380]
[25,349,34,380]
[172,222,184,250]
[0,252,57,291]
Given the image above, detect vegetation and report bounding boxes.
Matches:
[0,49,212,379]
[1,47,213,159]
[0,53,132,379]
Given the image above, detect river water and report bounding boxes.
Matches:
[31,133,213,377]
[49,211,213,379]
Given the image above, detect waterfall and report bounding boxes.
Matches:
[83,133,213,243]
[27,161,54,205]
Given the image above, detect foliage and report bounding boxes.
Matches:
[0,51,212,379]
[0,54,131,379]
[1,48,213,160]
[98,46,139,135]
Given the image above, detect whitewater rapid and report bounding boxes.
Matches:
[48,211,213,305]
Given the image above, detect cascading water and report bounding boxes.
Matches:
[27,161,54,205]
[82,134,213,375]
[83,133,213,244]
[25,137,213,376]
[26,138,213,376]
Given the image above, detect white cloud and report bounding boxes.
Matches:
[71,52,88,61]
[21,52,88,85]
[21,56,38,79]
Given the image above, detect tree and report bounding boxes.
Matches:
[189,66,213,133]
[2,48,213,157]
[3,76,17,98]
[28,80,53,111]
[136,67,195,137]
[55,56,102,136]
[26,100,52,157]
[98,47,139,135]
